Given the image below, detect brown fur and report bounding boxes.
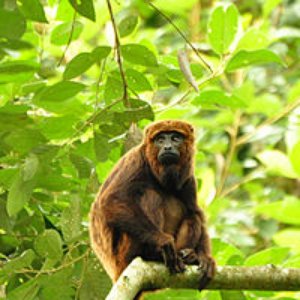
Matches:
[89,120,215,285]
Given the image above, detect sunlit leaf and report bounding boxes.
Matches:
[119,15,138,37]
[126,69,152,92]
[0,8,26,40]
[255,197,300,225]
[68,0,95,21]
[121,44,158,67]
[245,247,289,266]
[290,141,300,175]
[263,0,282,17]
[273,229,300,253]
[208,4,239,55]
[226,49,284,72]
[257,150,298,178]
[50,21,83,45]
[34,81,85,102]
[19,0,48,23]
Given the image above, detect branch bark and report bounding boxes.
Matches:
[106,257,300,300]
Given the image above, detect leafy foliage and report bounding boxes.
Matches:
[0,0,299,299]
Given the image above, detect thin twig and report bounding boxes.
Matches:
[57,11,77,67]
[216,111,241,197]
[18,249,91,275]
[237,98,300,146]
[146,1,213,73]
[106,0,129,106]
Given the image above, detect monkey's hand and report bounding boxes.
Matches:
[198,254,216,290]
[156,233,185,274]
[178,248,199,265]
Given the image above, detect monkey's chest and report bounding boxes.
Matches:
[163,197,185,235]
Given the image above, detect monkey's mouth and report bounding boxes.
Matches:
[159,152,180,165]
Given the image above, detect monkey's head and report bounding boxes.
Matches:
[143,120,195,187]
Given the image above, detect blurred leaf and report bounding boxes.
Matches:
[7,172,35,216]
[144,289,201,300]
[119,15,138,37]
[257,150,298,178]
[63,52,95,80]
[0,61,38,83]
[34,81,85,102]
[208,4,239,55]
[0,8,26,40]
[290,141,300,175]
[22,154,39,181]
[34,229,63,260]
[193,90,246,109]
[91,46,111,62]
[255,197,300,225]
[38,268,74,300]
[60,196,82,243]
[126,69,152,92]
[287,81,300,103]
[226,49,284,72]
[244,247,289,266]
[69,153,92,179]
[236,28,270,51]
[68,0,95,21]
[6,278,39,300]
[220,291,246,300]
[79,259,112,299]
[121,44,158,67]
[94,133,111,162]
[273,229,300,253]
[1,249,35,276]
[19,0,48,23]
[263,0,282,17]
[212,238,244,265]
[50,21,83,45]
[198,168,216,206]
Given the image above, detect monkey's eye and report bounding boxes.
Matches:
[171,134,184,142]
[154,135,165,144]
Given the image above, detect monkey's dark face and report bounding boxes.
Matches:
[154,131,185,165]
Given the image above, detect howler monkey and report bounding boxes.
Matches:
[90,120,215,288]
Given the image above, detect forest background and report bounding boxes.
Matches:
[0,0,300,299]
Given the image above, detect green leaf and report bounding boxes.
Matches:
[263,0,282,17]
[212,238,244,265]
[68,0,96,21]
[69,153,92,179]
[290,141,300,175]
[244,247,289,266]
[115,99,154,123]
[273,229,300,253]
[193,90,246,109]
[236,28,270,51]
[94,133,111,162]
[121,44,158,67]
[91,46,111,62]
[0,61,38,83]
[208,4,239,55]
[104,76,123,101]
[34,229,63,261]
[34,81,85,102]
[126,69,152,92]
[50,21,83,45]
[60,196,82,243]
[7,172,35,216]
[1,249,36,275]
[226,49,284,72]
[22,154,39,181]
[7,278,39,300]
[220,291,247,300]
[0,8,26,40]
[19,0,48,23]
[257,150,298,179]
[119,15,138,38]
[79,259,112,300]
[63,52,95,80]
[255,197,300,225]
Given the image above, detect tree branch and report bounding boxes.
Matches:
[106,257,300,300]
